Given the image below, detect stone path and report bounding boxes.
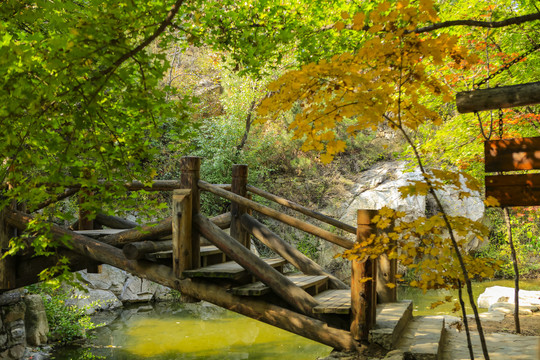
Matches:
[442,330,539,360]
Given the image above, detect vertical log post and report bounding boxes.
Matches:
[172,189,192,277]
[351,209,378,342]
[180,156,201,269]
[0,206,16,290]
[376,220,397,303]
[79,183,99,273]
[230,164,250,249]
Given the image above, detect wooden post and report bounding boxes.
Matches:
[180,156,201,269]
[172,189,192,277]
[377,221,397,303]
[351,209,378,342]
[0,207,16,290]
[230,164,250,249]
[79,184,99,273]
[377,254,397,303]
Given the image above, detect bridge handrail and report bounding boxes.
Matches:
[198,180,354,249]
[246,185,356,235]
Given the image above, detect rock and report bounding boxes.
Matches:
[488,302,539,315]
[65,289,122,315]
[319,161,486,279]
[7,344,25,359]
[78,264,127,297]
[153,284,174,302]
[4,302,25,323]
[119,275,161,303]
[477,286,540,309]
[24,295,49,346]
[318,350,357,360]
[9,320,25,344]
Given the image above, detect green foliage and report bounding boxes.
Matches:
[478,208,540,277]
[27,284,98,344]
[191,115,275,215]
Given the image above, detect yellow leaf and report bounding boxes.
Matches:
[386,283,396,289]
[320,153,334,164]
[341,11,350,20]
[484,196,500,207]
[335,21,345,31]
[352,12,365,30]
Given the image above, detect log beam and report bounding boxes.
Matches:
[456,82,540,113]
[248,185,357,234]
[240,214,348,290]
[194,213,319,316]
[198,181,355,249]
[95,214,139,229]
[4,209,356,351]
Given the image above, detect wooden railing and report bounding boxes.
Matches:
[0,155,398,345]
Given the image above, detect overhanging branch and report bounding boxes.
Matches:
[413,12,540,33]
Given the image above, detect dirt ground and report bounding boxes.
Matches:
[467,312,540,336]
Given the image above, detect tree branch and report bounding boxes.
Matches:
[99,0,186,78]
[413,12,540,34]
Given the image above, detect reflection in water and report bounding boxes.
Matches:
[52,302,331,360]
[398,279,540,316]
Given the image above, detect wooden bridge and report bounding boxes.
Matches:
[0,156,401,352]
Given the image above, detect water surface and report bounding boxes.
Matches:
[51,302,331,360]
[398,278,540,316]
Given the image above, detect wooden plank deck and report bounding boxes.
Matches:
[182,257,286,281]
[144,245,223,262]
[313,289,351,314]
[231,274,328,296]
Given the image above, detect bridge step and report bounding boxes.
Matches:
[145,245,226,266]
[369,300,413,350]
[313,289,351,314]
[182,257,286,281]
[230,274,328,296]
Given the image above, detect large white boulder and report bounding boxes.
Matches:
[477,286,540,309]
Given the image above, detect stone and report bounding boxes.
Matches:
[65,289,122,315]
[4,302,25,323]
[24,295,49,346]
[489,302,538,315]
[8,344,25,359]
[78,264,127,296]
[153,284,174,302]
[9,320,26,344]
[119,275,160,303]
[477,286,540,309]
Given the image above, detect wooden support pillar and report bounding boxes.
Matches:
[0,207,16,290]
[172,189,192,277]
[377,219,397,303]
[79,185,99,273]
[377,254,397,303]
[180,156,201,269]
[351,209,378,342]
[230,164,250,249]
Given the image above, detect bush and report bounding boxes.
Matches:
[27,284,98,344]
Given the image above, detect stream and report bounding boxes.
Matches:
[51,279,540,359]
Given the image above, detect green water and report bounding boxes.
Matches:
[398,279,540,316]
[51,303,331,360]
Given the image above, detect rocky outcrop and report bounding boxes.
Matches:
[318,161,485,279]
[477,286,540,310]
[64,264,174,314]
[0,290,50,359]
[24,295,48,346]
[0,290,27,359]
